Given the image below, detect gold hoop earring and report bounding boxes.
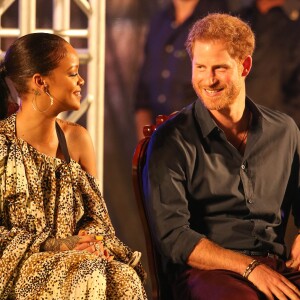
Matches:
[33,90,41,96]
[45,91,54,106]
[44,84,54,106]
[32,90,53,113]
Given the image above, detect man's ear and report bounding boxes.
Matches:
[241,55,252,77]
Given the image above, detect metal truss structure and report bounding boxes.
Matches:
[0,0,105,189]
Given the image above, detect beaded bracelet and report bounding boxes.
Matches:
[242,260,260,279]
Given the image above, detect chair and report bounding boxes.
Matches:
[7,101,19,116]
[132,113,176,300]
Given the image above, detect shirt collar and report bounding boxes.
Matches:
[194,100,216,138]
[194,97,266,138]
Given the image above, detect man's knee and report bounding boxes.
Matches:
[173,268,263,300]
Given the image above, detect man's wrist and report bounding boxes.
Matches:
[242,259,261,279]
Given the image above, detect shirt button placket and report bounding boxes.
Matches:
[241,162,254,205]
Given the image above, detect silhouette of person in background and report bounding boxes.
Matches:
[134,0,229,140]
[240,0,300,126]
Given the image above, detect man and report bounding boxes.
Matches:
[240,0,300,127]
[143,13,300,299]
[134,0,229,140]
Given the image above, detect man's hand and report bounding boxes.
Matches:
[187,238,300,300]
[248,263,300,300]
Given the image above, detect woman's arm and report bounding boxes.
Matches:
[41,230,113,260]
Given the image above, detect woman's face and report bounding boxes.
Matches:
[45,43,84,112]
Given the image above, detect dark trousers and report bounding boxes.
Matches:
[172,256,300,300]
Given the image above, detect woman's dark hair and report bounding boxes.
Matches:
[0,61,9,119]
[0,33,68,119]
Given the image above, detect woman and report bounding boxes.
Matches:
[0,33,147,299]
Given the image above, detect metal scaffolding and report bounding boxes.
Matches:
[0,0,105,190]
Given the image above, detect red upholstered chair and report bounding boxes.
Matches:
[132,113,177,300]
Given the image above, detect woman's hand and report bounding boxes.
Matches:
[76,230,114,261]
[41,230,113,261]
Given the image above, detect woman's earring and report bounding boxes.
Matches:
[45,91,54,106]
[32,86,53,113]
[44,84,54,106]
[32,89,42,111]
[33,90,41,96]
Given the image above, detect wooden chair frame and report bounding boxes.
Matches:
[132,114,176,300]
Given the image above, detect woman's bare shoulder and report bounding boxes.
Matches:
[56,118,97,176]
[56,118,90,140]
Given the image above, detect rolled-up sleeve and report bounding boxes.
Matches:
[143,125,205,265]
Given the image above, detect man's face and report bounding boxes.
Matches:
[191,40,245,112]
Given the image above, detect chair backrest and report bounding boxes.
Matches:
[132,113,176,300]
[7,102,19,116]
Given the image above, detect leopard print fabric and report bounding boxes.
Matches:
[0,114,147,300]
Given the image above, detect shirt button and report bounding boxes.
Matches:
[161,69,170,79]
[165,45,174,53]
[157,94,166,103]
